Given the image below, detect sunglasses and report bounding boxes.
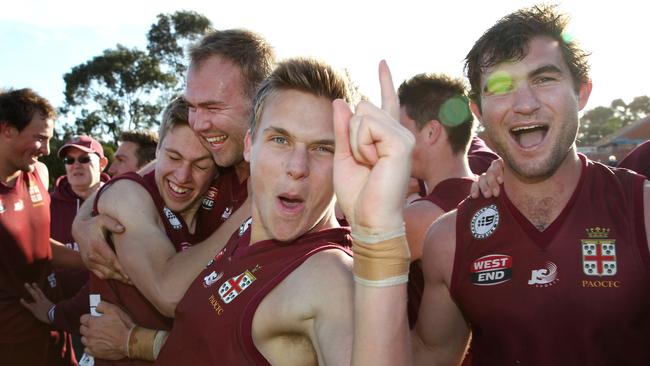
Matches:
[63,155,92,165]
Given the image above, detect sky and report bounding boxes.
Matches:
[1,0,648,120]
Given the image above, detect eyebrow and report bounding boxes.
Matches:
[529,64,563,78]
[164,147,212,163]
[263,126,334,146]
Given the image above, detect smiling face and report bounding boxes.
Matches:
[185,56,251,169]
[4,113,53,174]
[244,89,337,243]
[473,36,591,181]
[154,124,217,214]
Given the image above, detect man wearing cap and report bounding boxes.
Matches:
[20,135,110,361]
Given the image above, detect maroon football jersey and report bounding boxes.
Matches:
[619,140,650,178]
[156,222,352,365]
[195,166,248,241]
[0,169,54,342]
[90,171,207,366]
[408,177,475,328]
[451,155,650,365]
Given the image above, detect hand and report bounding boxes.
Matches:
[73,212,130,283]
[20,282,54,324]
[470,158,504,199]
[80,301,135,360]
[333,60,415,235]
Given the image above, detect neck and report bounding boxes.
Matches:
[181,205,201,234]
[422,153,473,195]
[503,151,582,231]
[234,160,250,183]
[72,182,103,200]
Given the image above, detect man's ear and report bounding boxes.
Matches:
[424,120,442,146]
[470,101,484,126]
[0,121,18,138]
[99,157,109,171]
[243,129,253,163]
[578,81,593,111]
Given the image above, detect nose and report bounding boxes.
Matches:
[286,146,309,180]
[189,108,211,133]
[174,162,192,184]
[40,141,50,156]
[108,163,117,175]
[512,83,541,115]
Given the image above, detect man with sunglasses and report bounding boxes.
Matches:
[20,135,110,360]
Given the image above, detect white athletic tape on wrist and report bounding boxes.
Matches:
[352,230,410,287]
[350,225,405,244]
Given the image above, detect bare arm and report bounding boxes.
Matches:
[50,238,84,269]
[98,180,250,316]
[72,191,128,282]
[404,201,445,261]
[412,212,470,365]
[333,61,414,366]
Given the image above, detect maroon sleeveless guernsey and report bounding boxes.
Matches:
[90,171,206,366]
[408,177,475,328]
[195,166,248,242]
[0,169,56,342]
[451,155,650,365]
[156,222,352,365]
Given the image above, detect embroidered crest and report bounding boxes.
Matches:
[28,181,44,204]
[218,270,256,304]
[163,207,183,230]
[581,227,616,276]
[470,204,499,239]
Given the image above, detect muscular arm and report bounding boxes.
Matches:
[412,211,470,365]
[98,180,250,316]
[404,201,445,261]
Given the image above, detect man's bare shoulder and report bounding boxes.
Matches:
[97,179,158,225]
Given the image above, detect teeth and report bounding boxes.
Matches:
[511,125,544,133]
[169,181,189,194]
[205,135,227,144]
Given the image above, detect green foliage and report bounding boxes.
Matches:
[57,10,212,145]
[578,96,650,146]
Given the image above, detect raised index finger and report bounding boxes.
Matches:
[379,60,399,120]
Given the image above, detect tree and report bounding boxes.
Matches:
[578,95,650,146]
[57,11,212,145]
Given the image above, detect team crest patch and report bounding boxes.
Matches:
[581,227,616,276]
[28,181,44,205]
[163,207,183,230]
[471,254,512,285]
[218,270,256,304]
[470,204,499,239]
[201,187,219,210]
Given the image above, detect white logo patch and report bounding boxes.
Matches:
[239,217,253,237]
[470,204,499,239]
[528,261,559,287]
[163,207,183,230]
[203,270,223,288]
